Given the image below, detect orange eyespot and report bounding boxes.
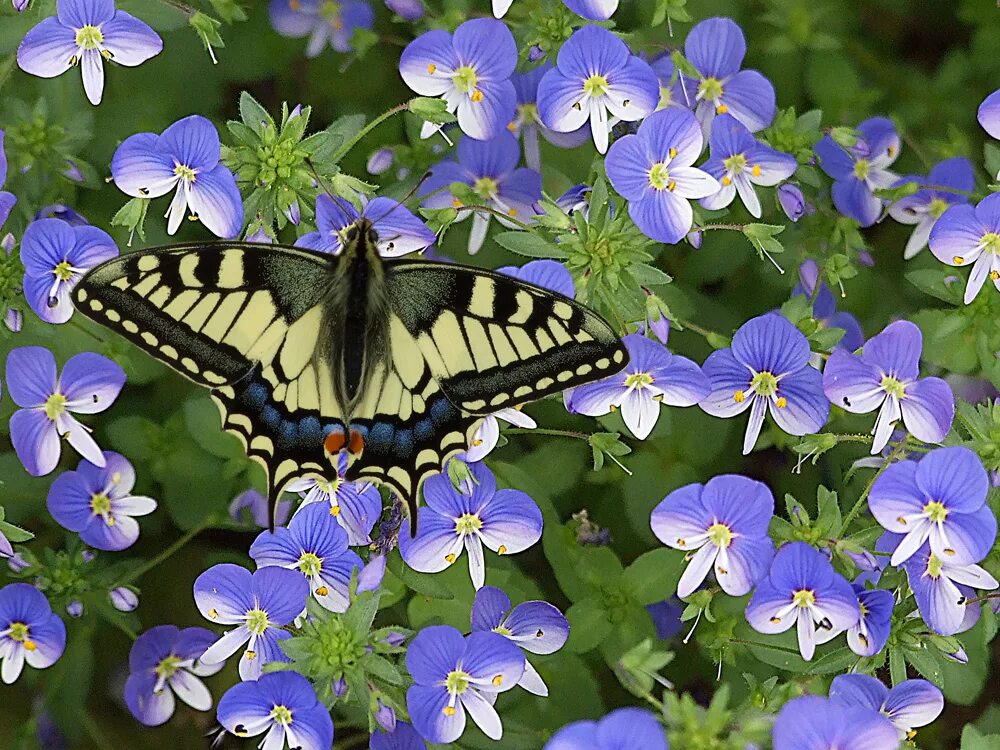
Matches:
[324,431,346,455]
[348,429,365,456]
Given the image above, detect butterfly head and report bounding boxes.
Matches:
[342,217,379,253]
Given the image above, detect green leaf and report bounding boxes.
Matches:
[889,645,907,686]
[407,97,457,125]
[804,647,860,675]
[962,726,1000,750]
[238,91,274,133]
[629,262,673,287]
[493,231,568,259]
[110,198,150,243]
[386,553,454,600]
[906,269,965,305]
[743,223,786,263]
[905,644,944,686]
[985,143,1000,180]
[0,520,34,543]
[622,548,685,605]
[189,12,224,61]
[814,486,842,537]
[364,654,407,687]
[565,597,613,653]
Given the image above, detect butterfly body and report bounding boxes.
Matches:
[72,220,628,526]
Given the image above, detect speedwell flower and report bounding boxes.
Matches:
[699,114,797,218]
[405,625,524,744]
[0,130,16,232]
[47,451,157,551]
[229,488,291,529]
[605,108,720,244]
[815,117,900,227]
[561,0,619,21]
[888,157,975,259]
[566,333,709,440]
[928,191,1000,304]
[823,321,954,453]
[0,584,65,684]
[537,25,659,154]
[296,194,436,258]
[509,64,589,171]
[651,474,775,598]
[194,563,309,680]
[868,446,994,566]
[471,586,569,697]
[745,542,859,661]
[903,540,998,635]
[772,696,899,750]
[544,707,669,750]
[840,584,892,657]
[700,313,829,454]
[20,218,118,324]
[268,0,374,56]
[829,674,944,741]
[399,462,542,590]
[217,671,333,750]
[400,18,517,141]
[978,87,1000,141]
[287,453,381,546]
[371,721,425,750]
[111,115,243,238]
[17,0,162,105]
[792,260,864,352]
[124,625,223,726]
[6,346,125,475]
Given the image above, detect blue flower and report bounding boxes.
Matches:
[229,488,292,529]
[0,583,65,684]
[399,462,542,590]
[843,584,893,657]
[33,203,90,226]
[928,191,1000,304]
[649,54,690,113]
[815,117,900,227]
[509,64,589,171]
[124,625,222,726]
[250,502,363,612]
[269,0,374,56]
[829,674,944,741]
[400,18,517,141]
[772,696,898,750]
[367,147,395,175]
[296,194,436,258]
[405,624,524,744]
[544,707,668,750]
[420,133,540,254]
[823,321,954,453]
[700,313,829,454]
[978,87,1000,142]
[746,542,859,661]
[792,260,863,351]
[111,115,243,238]
[5,346,125,475]
[16,0,162,105]
[561,0,619,21]
[538,25,659,154]
[194,563,309,680]
[21,218,118,324]
[699,114,797,218]
[605,108,720,244]
[651,474,775,598]
[777,183,807,221]
[47,451,157,551]
[109,586,138,611]
[471,586,569,696]
[217,671,333,750]
[682,17,776,136]
[0,130,16,232]
[385,0,423,21]
[371,721,426,750]
[285,459,382,546]
[888,157,974,259]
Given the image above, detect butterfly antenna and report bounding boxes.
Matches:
[303,156,366,218]
[367,171,433,227]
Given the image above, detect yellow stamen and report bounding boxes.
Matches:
[752,164,761,177]
[471,90,484,102]
[776,397,787,408]
[445,553,456,563]
[492,675,503,687]
[953,255,965,264]
[733,390,745,403]
[716,103,728,114]
[443,706,456,716]
[498,545,507,554]
[427,63,436,74]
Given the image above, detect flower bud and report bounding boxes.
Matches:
[110,587,139,612]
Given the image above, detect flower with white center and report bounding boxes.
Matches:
[0,583,66,684]
[929,191,1000,304]
[217,671,333,750]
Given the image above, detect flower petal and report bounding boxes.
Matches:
[462,689,504,740]
[899,377,953,444]
[16,17,76,79]
[60,351,126,413]
[628,190,693,244]
[537,69,589,134]
[462,630,524,689]
[101,11,163,66]
[914,446,988,514]
[457,79,517,141]
[605,57,659,123]
[125,672,175,727]
[868,459,922,533]
[406,625,465,685]
[685,17,745,78]
[471,586,511,632]
[822,348,884,413]
[10,409,60,477]
[5,346,57,407]
[478,489,542,554]
[832,176,882,227]
[111,132,177,199]
[160,115,222,171]
[503,601,569,654]
[193,563,255,623]
[731,313,810,375]
[452,18,517,80]
[699,348,753,418]
[769,366,829,437]
[400,30,458,96]
[169,670,212,711]
[883,679,944,730]
[718,69,775,132]
[407,684,464,744]
[188,164,244,239]
[606,134,651,201]
[745,581,794,634]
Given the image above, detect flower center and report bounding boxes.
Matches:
[928,198,949,218]
[880,374,906,399]
[90,492,112,517]
[320,0,343,29]
[493,625,512,637]
[53,260,75,282]
[750,371,779,397]
[624,371,654,389]
[455,513,482,535]
[516,103,539,125]
[297,551,323,577]
[472,176,498,199]
[173,164,197,183]
[583,74,609,98]
[792,589,815,608]
[452,66,479,94]
[270,704,293,726]
[923,500,948,523]
[658,86,674,109]
[853,159,870,180]
[648,162,674,191]
[723,153,748,175]
[44,392,67,421]
[698,77,724,103]
[246,607,270,635]
[155,655,182,682]
[445,668,470,696]
[981,232,1000,254]
[76,25,104,50]
[8,622,32,646]
[926,553,944,578]
[706,522,733,548]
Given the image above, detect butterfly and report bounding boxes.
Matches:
[72,218,628,528]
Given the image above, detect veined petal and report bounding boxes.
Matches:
[700,348,753,418]
[720,535,774,596]
[187,164,244,239]
[400,29,458,96]
[16,17,77,79]
[978,88,1000,139]
[605,57,659,123]
[619,387,661,440]
[80,49,104,105]
[606,134,651,201]
[407,625,464,685]
[914,446,988,514]
[677,543,717,598]
[883,679,944,731]
[407,684,464,744]
[769,366,829,437]
[462,631,525,689]
[899,377,953,445]
[457,79,517,141]
[745,581,795,634]
[832,177,882,227]
[60,351,126,413]
[858,117,900,166]
[731,312,810,374]
[823,348,884,414]
[503,601,569,654]
[928,203,984,267]
[908,566,966,635]
[168,670,212,711]
[111,132,177,198]
[814,136,857,181]
[471,586,510,632]
[670,166,721,199]
[398,509,465,574]
[517,659,548,696]
[719,70,775,132]
[733,173,761,217]
[462,689,504,739]
[700,180,735,211]
[742,395,767,454]
[747,142,797,186]
[161,115,222,171]
[125,672,175,726]
[452,18,517,80]
[100,11,163,66]
[10,409,60,477]
[478,489,542,554]
[868,460,922,533]
[193,563,255,623]
[964,253,993,304]
[199,624,251,665]
[628,190,693,244]
[685,17,745,78]
[863,320,922,380]
[5,346,57,406]
[935,506,997,565]
[555,25,628,83]
[537,69,589,134]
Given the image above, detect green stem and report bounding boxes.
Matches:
[506,427,590,441]
[157,0,197,16]
[697,223,747,232]
[114,516,214,585]
[833,433,875,445]
[841,439,908,532]
[727,638,803,656]
[0,55,16,95]
[330,103,409,164]
[452,203,535,231]
[676,318,725,344]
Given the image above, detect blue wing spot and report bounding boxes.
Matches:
[278,419,299,450]
[430,397,456,425]
[300,416,322,444]
[246,382,268,409]
[261,405,281,429]
[394,429,415,457]
[367,421,395,449]
[414,418,434,441]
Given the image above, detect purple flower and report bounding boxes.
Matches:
[0,583,66,684]
[400,18,517,141]
[124,625,223,726]
[296,195,435,258]
[928,191,1000,304]
[371,721,426,750]
[111,115,243,238]
[194,563,309,680]
[509,64,589,171]
[21,218,118,324]
[815,117,900,227]
[269,0,375,56]
[538,25,659,154]
[823,321,954,453]
[746,542,859,661]
[399,462,542,590]
[16,0,162,105]
[6,346,125,476]
[649,54,690,113]
[405,625,524,743]
[566,333,709,440]
[47,451,157,551]
[471,586,569,696]
[683,17,776,136]
[777,183,806,221]
[385,0,423,20]
[651,474,775,598]
[109,586,138,612]
[463,406,535,463]
[286,460,382,546]
[217,671,333,750]
[888,157,974,259]
[561,0,618,21]
[544,707,668,750]
[700,313,829,454]
[250,502,363,612]
[606,108,720,244]
[66,600,84,618]
[829,674,944,741]
[420,133,540,254]
[0,130,16,232]
[13,0,30,11]
[869,447,994,566]
[792,260,864,352]
[33,203,90,226]
[814,582,892,657]
[977,88,1000,141]
[772,696,899,750]
[229,488,291,529]
[367,147,394,175]
[700,114,797,218]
